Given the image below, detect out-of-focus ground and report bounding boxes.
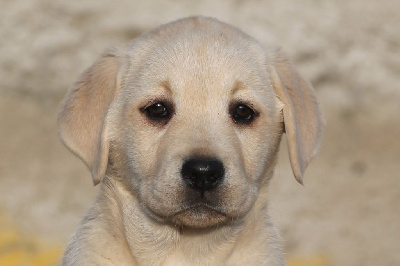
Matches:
[0,0,399,265]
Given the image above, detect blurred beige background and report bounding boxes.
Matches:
[1,0,399,265]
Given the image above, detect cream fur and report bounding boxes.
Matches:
[58,16,324,265]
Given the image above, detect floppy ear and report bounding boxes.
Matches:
[269,49,325,184]
[57,48,123,185]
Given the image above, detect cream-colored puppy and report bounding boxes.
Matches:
[58,16,324,265]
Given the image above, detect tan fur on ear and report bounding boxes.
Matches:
[57,48,123,185]
[269,49,325,184]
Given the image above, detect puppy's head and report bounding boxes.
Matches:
[58,17,325,228]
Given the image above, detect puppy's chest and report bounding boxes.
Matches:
[160,248,225,266]
[161,252,194,266]
[131,234,229,266]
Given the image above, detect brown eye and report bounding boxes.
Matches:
[231,103,257,124]
[144,102,171,121]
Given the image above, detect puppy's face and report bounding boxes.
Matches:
[59,17,324,230]
[107,32,283,228]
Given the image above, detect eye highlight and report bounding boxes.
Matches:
[230,103,258,125]
[147,103,168,117]
[141,101,173,124]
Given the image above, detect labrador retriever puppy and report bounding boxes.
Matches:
[58,16,325,265]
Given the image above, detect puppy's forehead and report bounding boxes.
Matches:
[124,17,272,101]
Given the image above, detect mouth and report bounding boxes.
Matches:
[171,203,228,228]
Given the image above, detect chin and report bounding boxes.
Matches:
[171,204,229,229]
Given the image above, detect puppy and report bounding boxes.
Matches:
[58,16,325,265]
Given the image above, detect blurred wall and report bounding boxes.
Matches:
[1,0,399,265]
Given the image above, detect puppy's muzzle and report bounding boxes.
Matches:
[181,157,225,195]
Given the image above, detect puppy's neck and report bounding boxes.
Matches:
[99,174,282,265]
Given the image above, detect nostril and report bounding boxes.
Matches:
[181,157,225,193]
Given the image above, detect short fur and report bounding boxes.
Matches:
[58,16,325,265]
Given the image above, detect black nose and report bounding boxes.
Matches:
[181,157,225,194]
